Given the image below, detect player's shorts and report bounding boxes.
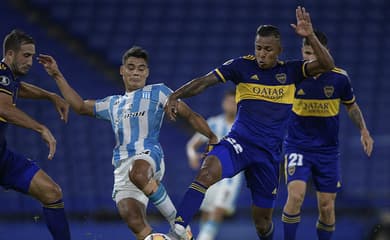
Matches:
[284,147,342,193]
[200,171,243,215]
[0,148,40,194]
[208,134,279,208]
[112,149,165,206]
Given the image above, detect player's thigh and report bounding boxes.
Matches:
[245,151,279,209]
[312,153,341,193]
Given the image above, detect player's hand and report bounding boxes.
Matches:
[37,54,61,77]
[39,126,56,160]
[291,6,314,38]
[50,94,69,123]
[360,129,374,157]
[164,95,179,121]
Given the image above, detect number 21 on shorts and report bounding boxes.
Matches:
[287,153,303,167]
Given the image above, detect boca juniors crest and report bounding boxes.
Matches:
[324,86,334,98]
[275,73,287,84]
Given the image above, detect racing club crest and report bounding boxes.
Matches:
[275,73,287,84]
[324,86,334,98]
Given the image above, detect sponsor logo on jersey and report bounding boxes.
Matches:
[250,74,259,80]
[297,89,305,95]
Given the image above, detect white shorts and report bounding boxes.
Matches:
[200,172,243,215]
[112,151,165,206]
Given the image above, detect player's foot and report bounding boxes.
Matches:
[166,224,189,240]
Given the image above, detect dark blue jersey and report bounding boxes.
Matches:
[213,55,306,160]
[0,61,20,153]
[284,68,355,153]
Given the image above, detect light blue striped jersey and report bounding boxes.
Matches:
[94,83,172,167]
[198,114,233,141]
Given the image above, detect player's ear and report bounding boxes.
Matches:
[119,65,124,76]
[5,49,15,61]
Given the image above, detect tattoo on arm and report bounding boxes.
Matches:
[347,104,366,130]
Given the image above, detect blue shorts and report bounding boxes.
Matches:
[208,135,279,208]
[0,148,40,193]
[284,148,342,193]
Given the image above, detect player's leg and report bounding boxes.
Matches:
[1,149,70,240]
[252,206,274,240]
[197,207,225,240]
[129,158,176,225]
[117,197,151,240]
[312,152,340,240]
[29,170,71,240]
[282,151,311,240]
[168,140,238,239]
[316,192,336,240]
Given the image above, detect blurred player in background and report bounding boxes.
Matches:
[281,31,374,240]
[38,46,217,240]
[0,29,70,240]
[186,89,243,240]
[165,7,335,240]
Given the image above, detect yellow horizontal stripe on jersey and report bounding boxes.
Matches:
[0,88,12,95]
[236,83,295,104]
[214,69,226,82]
[341,96,355,105]
[292,98,340,117]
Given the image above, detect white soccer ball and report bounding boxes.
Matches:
[144,233,172,240]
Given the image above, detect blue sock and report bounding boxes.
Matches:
[257,221,274,240]
[42,199,71,240]
[282,212,301,240]
[174,181,207,227]
[316,220,335,240]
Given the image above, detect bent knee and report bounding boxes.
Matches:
[255,219,273,235]
[40,183,63,204]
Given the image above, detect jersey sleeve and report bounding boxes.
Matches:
[286,60,308,84]
[212,58,242,84]
[158,84,174,107]
[94,96,113,121]
[340,74,356,105]
[0,65,14,96]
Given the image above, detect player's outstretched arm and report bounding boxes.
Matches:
[176,100,218,146]
[165,73,220,121]
[0,93,56,159]
[19,82,69,123]
[37,54,95,116]
[291,6,335,76]
[345,102,374,157]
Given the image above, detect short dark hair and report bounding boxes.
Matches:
[122,46,149,64]
[256,25,281,40]
[303,30,328,47]
[3,29,34,56]
[224,89,236,98]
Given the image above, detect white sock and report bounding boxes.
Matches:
[197,220,219,240]
[148,184,177,224]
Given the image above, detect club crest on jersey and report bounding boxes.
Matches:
[0,63,7,70]
[324,86,334,98]
[275,73,287,84]
[0,75,10,86]
[288,166,296,176]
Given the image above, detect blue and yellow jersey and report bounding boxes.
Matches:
[0,61,20,153]
[213,55,307,161]
[284,67,355,152]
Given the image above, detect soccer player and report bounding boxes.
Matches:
[186,90,243,240]
[37,47,217,240]
[165,7,335,240]
[281,31,374,240]
[0,30,71,240]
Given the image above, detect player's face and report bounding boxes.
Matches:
[10,43,35,76]
[120,57,149,92]
[301,45,317,61]
[222,95,237,117]
[254,35,281,69]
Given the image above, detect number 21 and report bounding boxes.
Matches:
[287,153,303,167]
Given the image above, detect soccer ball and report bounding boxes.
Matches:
[144,233,172,240]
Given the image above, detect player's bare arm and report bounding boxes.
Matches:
[165,72,220,120]
[37,54,95,116]
[345,102,374,156]
[0,92,56,159]
[291,6,335,76]
[19,82,69,122]
[176,100,218,145]
[187,132,208,170]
